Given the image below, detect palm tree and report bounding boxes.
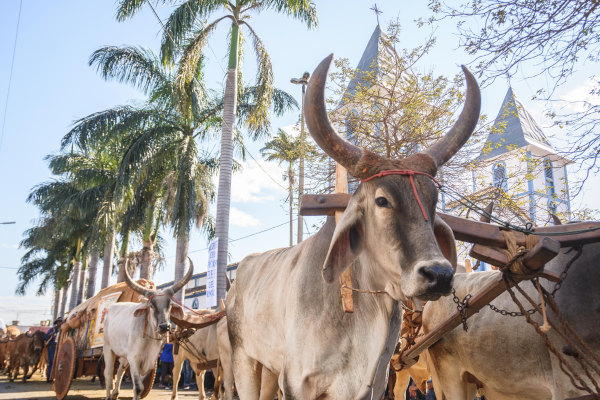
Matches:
[261,129,301,246]
[82,45,296,299]
[116,0,317,302]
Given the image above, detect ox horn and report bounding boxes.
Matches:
[123,258,155,298]
[304,54,366,177]
[420,65,481,169]
[167,257,194,295]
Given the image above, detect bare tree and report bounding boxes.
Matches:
[424,0,600,185]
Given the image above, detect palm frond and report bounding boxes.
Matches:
[240,23,274,137]
[255,0,318,29]
[89,46,170,95]
[176,17,226,107]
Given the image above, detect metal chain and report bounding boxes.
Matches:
[452,289,472,331]
[551,245,583,296]
[487,302,537,317]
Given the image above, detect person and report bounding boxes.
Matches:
[407,377,426,400]
[44,317,63,383]
[0,317,6,336]
[425,379,437,400]
[160,342,174,389]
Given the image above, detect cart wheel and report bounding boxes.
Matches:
[140,362,157,399]
[53,336,76,400]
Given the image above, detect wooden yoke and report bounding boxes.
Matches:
[335,164,354,313]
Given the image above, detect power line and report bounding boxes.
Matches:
[230,219,291,243]
[240,140,288,190]
[179,218,293,258]
[0,0,23,156]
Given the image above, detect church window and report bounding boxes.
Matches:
[492,162,508,191]
[544,159,557,214]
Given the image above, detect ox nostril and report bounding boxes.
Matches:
[419,265,454,293]
[419,266,437,283]
[158,323,169,332]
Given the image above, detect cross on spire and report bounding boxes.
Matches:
[370,3,382,25]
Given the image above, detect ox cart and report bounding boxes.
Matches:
[51,280,159,399]
[51,279,226,400]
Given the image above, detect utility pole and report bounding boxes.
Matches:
[291,72,310,244]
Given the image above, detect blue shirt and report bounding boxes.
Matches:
[160,343,174,363]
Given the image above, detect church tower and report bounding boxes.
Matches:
[470,87,572,225]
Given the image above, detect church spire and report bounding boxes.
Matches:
[479,87,554,160]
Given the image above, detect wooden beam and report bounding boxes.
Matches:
[299,194,600,248]
[335,164,354,314]
[300,193,351,216]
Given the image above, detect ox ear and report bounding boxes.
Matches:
[170,304,185,320]
[434,215,457,270]
[133,307,149,318]
[322,201,364,283]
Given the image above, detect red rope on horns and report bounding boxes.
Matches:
[361,170,441,221]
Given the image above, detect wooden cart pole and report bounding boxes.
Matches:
[335,163,354,313]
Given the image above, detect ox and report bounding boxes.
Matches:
[0,337,8,371]
[423,243,600,399]
[170,319,234,400]
[7,331,45,382]
[103,259,193,400]
[226,54,480,400]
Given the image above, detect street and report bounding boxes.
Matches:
[0,372,208,400]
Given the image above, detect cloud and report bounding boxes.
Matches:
[0,294,54,326]
[229,160,286,203]
[229,207,261,228]
[560,79,600,111]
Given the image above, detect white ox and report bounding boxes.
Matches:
[103,260,193,400]
[423,243,600,399]
[226,55,481,400]
[171,318,235,400]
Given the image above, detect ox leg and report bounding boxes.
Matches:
[22,362,29,382]
[103,350,116,400]
[232,349,261,400]
[170,354,184,400]
[111,359,128,399]
[196,370,206,400]
[259,365,279,400]
[129,361,144,400]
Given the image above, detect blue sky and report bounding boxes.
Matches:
[0,1,598,325]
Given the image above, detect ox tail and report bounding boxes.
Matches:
[96,354,106,388]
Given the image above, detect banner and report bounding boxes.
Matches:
[91,291,122,348]
[206,238,218,308]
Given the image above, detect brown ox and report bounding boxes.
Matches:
[0,337,8,371]
[227,55,480,400]
[7,331,45,382]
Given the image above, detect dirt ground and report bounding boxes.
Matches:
[0,372,208,400]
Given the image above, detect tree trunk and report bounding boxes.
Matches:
[139,240,154,280]
[101,232,114,289]
[298,82,306,244]
[215,22,240,303]
[289,166,294,247]
[60,281,70,317]
[117,231,131,283]
[76,257,86,305]
[52,288,60,321]
[173,231,190,303]
[69,261,82,311]
[87,253,99,299]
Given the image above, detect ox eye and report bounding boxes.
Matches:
[375,196,389,208]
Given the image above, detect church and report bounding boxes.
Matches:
[335,23,572,228]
